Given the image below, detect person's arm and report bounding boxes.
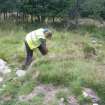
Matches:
[38,39,48,55]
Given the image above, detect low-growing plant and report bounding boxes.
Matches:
[83,43,96,58]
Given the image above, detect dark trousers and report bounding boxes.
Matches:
[25,41,33,65]
[24,40,47,66]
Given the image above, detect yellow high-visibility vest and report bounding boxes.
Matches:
[25,28,45,50]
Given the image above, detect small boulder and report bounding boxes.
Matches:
[93,103,99,105]
[0,59,11,75]
[82,88,100,103]
[0,77,3,82]
[16,70,26,77]
[0,59,6,66]
[91,38,97,44]
[59,98,65,105]
[67,96,79,105]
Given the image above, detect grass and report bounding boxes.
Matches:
[0,23,105,104]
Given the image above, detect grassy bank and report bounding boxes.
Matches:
[0,23,105,105]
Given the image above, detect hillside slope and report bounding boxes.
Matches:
[0,24,105,105]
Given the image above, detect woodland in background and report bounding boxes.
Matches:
[0,0,105,24]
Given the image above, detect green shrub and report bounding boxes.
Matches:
[83,43,96,58]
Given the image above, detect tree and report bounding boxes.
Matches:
[80,0,105,19]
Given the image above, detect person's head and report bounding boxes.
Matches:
[43,28,52,39]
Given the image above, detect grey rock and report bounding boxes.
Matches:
[0,59,11,75]
[82,88,100,103]
[58,98,65,105]
[67,96,79,105]
[93,103,99,105]
[0,77,3,82]
[16,70,26,77]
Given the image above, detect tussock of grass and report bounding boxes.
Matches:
[18,80,36,95]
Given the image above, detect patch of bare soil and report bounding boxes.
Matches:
[19,84,60,104]
[19,84,101,105]
[19,84,79,105]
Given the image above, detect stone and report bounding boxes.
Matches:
[0,59,6,66]
[67,96,79,105]
[92,40,97,44]
[83,91,88,97]
[16,70,26,77]
[93,103,99,105]
[2,68,11,74]
[0,77,3,82]
[59,98,65,105]
[82,88,100,103]
[0,59,11,74]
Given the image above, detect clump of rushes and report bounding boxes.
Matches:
[83,43,96,59]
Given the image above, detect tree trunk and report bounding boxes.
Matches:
[16,11,19,23]
[0,11,1,22]
[37,16,41,22]
[41,16,46,23]
[4,11,6,20]
[6,10,7,20]
[52,16,55,23]
[75,0,80,27]
[31,14,33,23]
